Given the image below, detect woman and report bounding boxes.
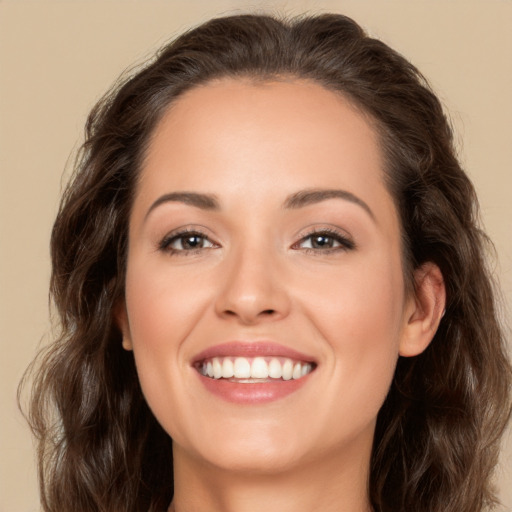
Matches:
[24,13,511,512]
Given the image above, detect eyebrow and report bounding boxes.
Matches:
[283,188,375,220]
[145,192,220,221]
[145,188,374,221]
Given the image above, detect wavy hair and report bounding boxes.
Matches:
[22,13,511,512]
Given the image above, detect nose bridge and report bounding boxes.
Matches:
[215,234,289,324]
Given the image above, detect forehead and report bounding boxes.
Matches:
[131,78,402,253]
[142,78,385,190]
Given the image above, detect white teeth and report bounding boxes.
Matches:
[233,357,251,378]
[221,358,234,378]
[282,359,293,380]
[251,357,269,378]
[212,358,223,379]
[199,356,314,381]
[268,358,282,379]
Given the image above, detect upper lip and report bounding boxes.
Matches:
[192,341,317,364]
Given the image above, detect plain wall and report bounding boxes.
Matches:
[1,1,510,510]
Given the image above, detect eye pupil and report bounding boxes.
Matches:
[183,235,203,249]
[312,235,333,248]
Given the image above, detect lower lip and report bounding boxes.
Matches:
[197,373,311,404]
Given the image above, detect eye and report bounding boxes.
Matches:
[294,229,355,253]
[159,230,217,254]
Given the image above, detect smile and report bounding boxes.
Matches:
[192,342,317,404]
[197,356,315,381]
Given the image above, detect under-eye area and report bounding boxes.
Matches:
[194,356,316,381]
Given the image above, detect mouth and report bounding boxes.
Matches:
[195,356,315,382]
[192,342,317,404]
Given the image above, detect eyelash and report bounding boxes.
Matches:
[293,228,355,254]
[158,228,355,256]
[158,228,217,256]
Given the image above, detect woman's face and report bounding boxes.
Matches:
[119,79,419,474]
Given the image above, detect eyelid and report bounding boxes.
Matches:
[292,226,356,252]
[156,224,355,255]
[158,226,220,254]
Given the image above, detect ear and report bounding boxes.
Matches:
[114,299,133,351]
[399,262,446,357]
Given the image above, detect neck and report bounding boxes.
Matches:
[169,440,373,512]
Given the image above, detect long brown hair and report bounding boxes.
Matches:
[22,13,511,512]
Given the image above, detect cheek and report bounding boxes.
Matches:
[125,253,213,348]
[304,249,405,339]
[123,255,214,415]
[298,253,405,430]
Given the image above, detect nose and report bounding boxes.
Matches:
[214,243,291,325]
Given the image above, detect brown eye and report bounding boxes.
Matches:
[177,234,208,250]
[159,231,216,253]
[296,230,355,252]
[309,234,337,249]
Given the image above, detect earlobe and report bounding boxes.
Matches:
[122,336,133,351]
[114,300,133,351]
[399,262,446,357]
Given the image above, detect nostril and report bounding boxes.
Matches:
[221,308,277,324]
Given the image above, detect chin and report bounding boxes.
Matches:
[198,443,306,476]
[174,417,311,475]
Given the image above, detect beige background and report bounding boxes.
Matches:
[1,1,511,510]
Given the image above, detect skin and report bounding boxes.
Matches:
[117,78,445,512]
